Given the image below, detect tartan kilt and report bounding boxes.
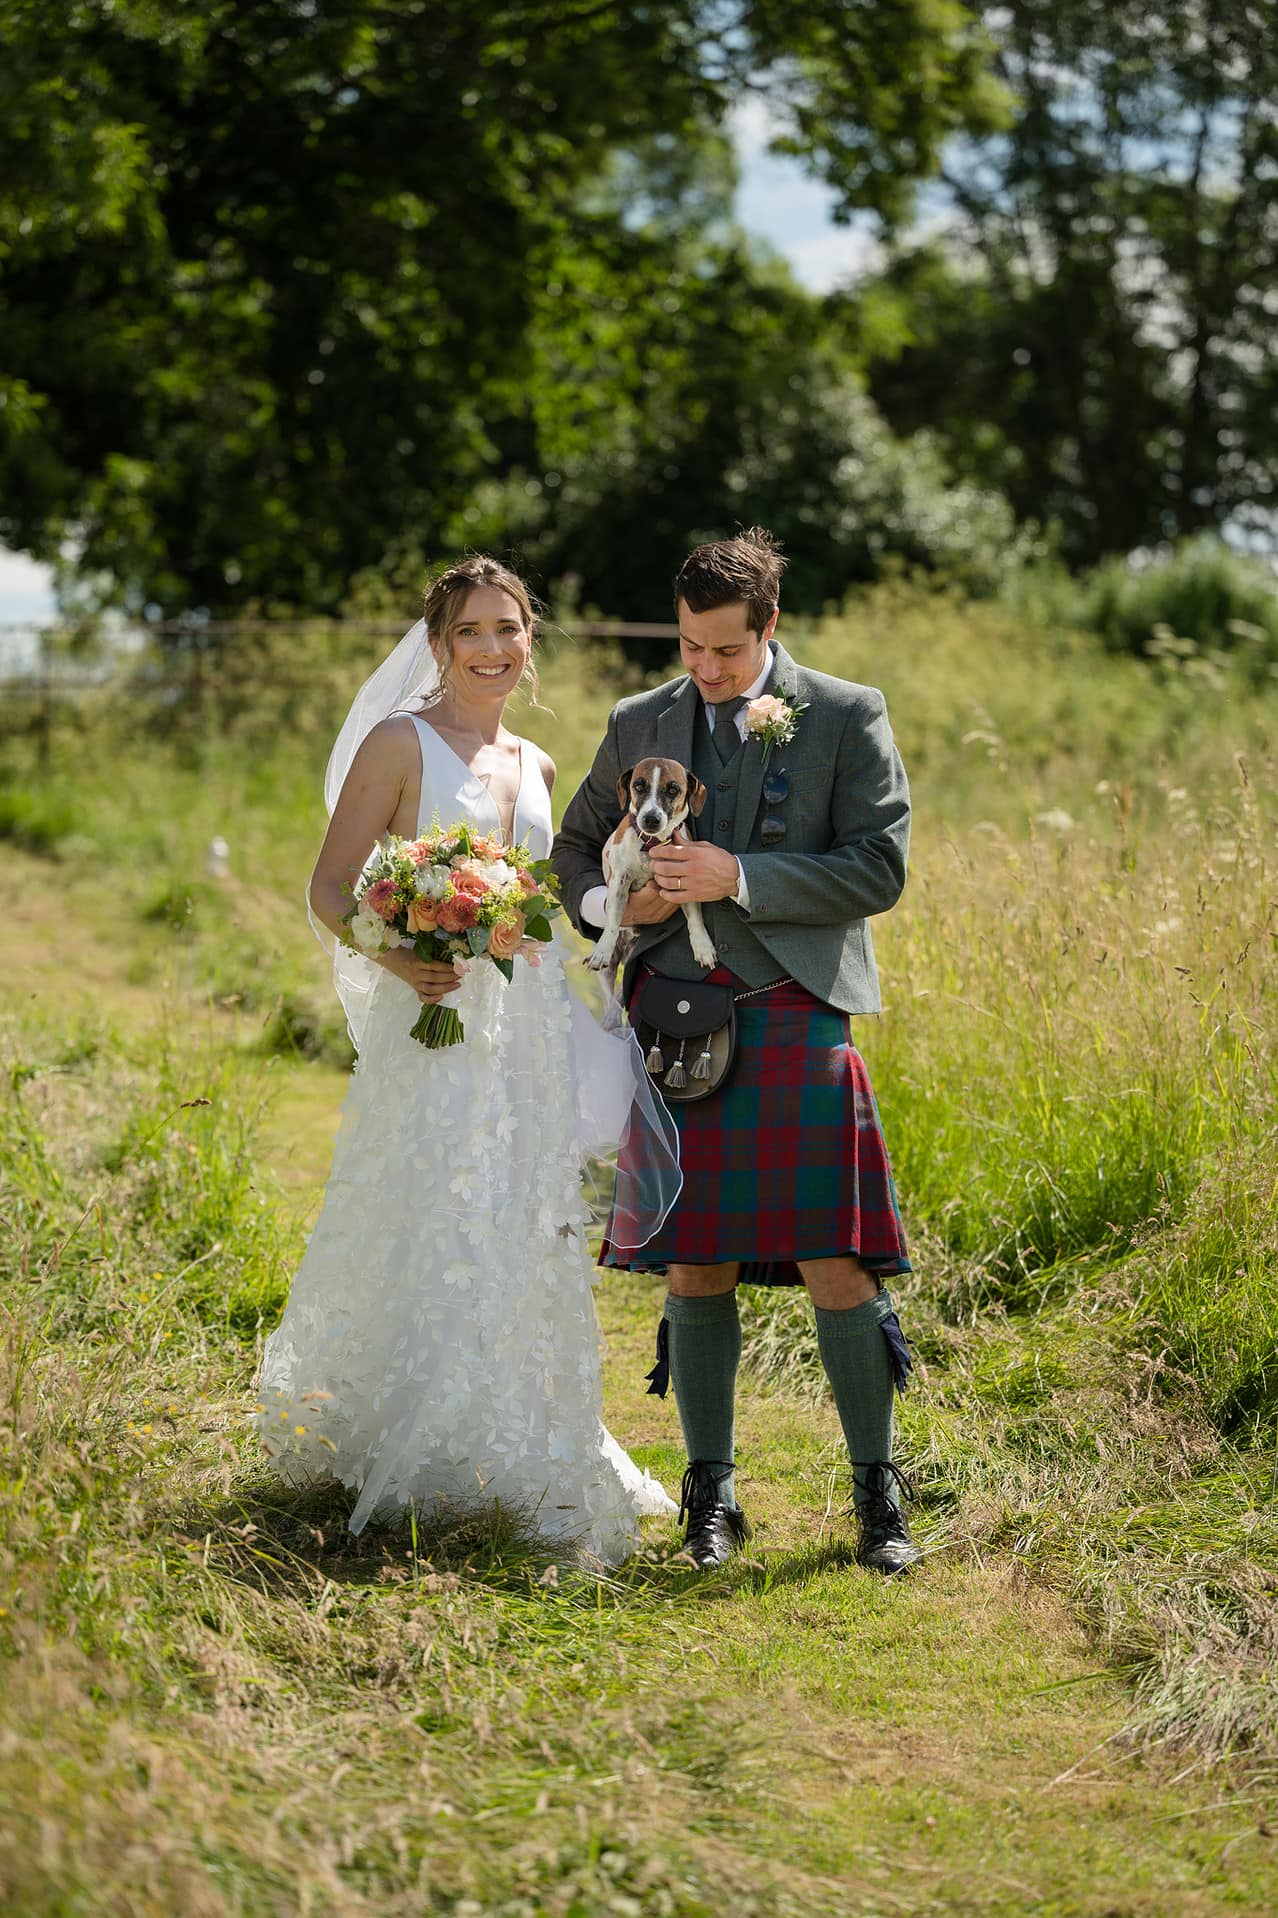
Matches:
[601,968,910,1285]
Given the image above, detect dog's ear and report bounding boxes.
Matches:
[685,773,708,818]
[615,767,634,812]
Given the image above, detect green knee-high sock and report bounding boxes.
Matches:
[663,1290,741,1508]
[814,1291,898,1509]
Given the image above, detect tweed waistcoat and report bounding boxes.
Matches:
[640,704,786,985]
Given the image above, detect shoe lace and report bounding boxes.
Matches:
[853,1459,916,1536]
[678,1460,733,1524]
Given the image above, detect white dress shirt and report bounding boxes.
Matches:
[578,647,774,929]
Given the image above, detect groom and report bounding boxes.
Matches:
[553,528,922,1575]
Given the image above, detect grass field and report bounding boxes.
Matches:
[2,584,1277,1912]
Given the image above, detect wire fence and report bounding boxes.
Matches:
[0,616,681,759]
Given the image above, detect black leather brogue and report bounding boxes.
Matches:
[854,1460,923,1575]
[678,1460,750,1569]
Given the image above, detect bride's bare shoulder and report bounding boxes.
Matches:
[357,712,422,757]
[339,714,422,795]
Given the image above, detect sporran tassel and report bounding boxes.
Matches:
[691,1043,713,1081]
[664,1040,689,1090]
[645,1034,666,1074]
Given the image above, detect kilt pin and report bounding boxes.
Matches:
[552,634,921,1572]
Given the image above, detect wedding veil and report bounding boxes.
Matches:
[308,617,439,1054]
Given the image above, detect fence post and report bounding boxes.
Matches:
[36,629,52,769]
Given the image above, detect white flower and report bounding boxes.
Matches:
[485,860,515,889]
[415,866,450,900]
[349,907,394,952]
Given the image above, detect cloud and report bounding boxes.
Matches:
[730,98,882,293]
[0,546,56,624]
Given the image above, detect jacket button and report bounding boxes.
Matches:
[717,819,731,832]
[717,781,729,791]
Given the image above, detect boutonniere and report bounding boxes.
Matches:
[744,692,806,767]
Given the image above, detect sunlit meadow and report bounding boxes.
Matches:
[2,584,1276,1911]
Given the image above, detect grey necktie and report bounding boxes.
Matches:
[708,695,747,763]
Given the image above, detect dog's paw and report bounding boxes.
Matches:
[691,942,718,971]
[585,943,615,973]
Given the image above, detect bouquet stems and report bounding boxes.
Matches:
[409,1001,466,1048]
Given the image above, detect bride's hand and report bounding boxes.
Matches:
[379,949,463,1004]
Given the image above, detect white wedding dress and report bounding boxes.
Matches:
[258,716,676,1561]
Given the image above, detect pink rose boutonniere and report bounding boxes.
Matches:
[744,691,807,767]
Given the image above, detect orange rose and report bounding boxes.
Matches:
[517,868,538,896]
[450,861,491,897]
[488,914,526,961]
[406,899,440,934]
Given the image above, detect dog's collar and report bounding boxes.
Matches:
[626,810,666,853]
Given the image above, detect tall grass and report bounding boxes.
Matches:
[4,581,1278,1813]
[868,767,1275,1301]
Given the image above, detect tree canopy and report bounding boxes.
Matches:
[849,0,1278,565]
[0,0,1005,618]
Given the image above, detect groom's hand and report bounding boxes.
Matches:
[622,880,679,925]
[649,841,741,903]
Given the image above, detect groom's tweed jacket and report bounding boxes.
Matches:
[552,641,909,1015]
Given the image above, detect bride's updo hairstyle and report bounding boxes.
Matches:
[421,555,542,707]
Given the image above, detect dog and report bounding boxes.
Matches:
[586,758,718,974]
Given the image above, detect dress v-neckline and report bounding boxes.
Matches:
[413,715,525,839]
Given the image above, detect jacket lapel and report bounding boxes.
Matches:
[655,672,699,773]
[733,642,801,852]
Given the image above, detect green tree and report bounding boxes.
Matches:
[848,0,1278,565]
[472,219,1027,633]
[0,0,1003,616]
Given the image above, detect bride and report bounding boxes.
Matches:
[256,556,678,1561]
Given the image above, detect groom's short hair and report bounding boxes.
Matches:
[675,527,787,638]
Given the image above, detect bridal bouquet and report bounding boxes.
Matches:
[345,820,561,1047]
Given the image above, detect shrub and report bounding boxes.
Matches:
[1042,536,1278,673]
[0,783,79,853]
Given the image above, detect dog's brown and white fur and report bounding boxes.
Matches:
[586,758,718,974]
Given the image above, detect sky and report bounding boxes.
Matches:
[731,97,882,292]
[0,112,859,626]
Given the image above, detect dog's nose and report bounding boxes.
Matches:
[637,809,663,834]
